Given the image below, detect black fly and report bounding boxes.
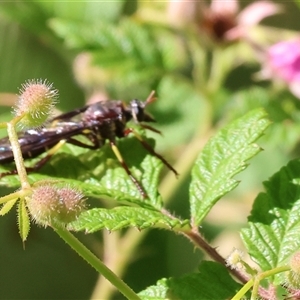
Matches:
[0,92,178,198]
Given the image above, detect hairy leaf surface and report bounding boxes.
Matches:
[68,206,190,232]
[190,109,270,226]
[241,159,300,283]
[138,261,242,300]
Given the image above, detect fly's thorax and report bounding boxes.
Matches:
[82,101,123,123]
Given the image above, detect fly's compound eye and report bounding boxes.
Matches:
[130,100,144,123]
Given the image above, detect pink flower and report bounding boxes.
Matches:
[168,0,282,43]
[262,39,300,98]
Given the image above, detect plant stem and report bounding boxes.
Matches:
[6,120,30,189]
[231,278,254,300]
[0,189,31,205]
[184,228,250,284]
[185,228,289,300]
[91,229,146,299]
[53,226,141,300]
[251,265,290,300]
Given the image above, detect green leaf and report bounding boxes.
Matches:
[0,198,18,216]
[81,153,164,209]
[241,159,300,282]
[138,279,169,300]
[138,261,242,300]
[68,206,190,233]
[76,136,165,208]
[0,1,125,33]
[190,109,271,226]
[18,198,30,242]
[49,17,188,99]
[121,18,160,65]
[0,136,165,208]
[40,1,126,23]
[224,87,300,152]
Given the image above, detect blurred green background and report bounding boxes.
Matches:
[0,1,300,299]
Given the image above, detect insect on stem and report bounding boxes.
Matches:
[0,92,177,197]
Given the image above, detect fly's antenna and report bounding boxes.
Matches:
[144,90,156,106]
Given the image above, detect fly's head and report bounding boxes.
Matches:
[129,91,156,123]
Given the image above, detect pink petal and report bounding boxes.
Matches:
[237,1,282,26]
[267,39,300,82]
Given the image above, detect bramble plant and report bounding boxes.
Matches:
[0,80,298,299]
[1,1,300,300]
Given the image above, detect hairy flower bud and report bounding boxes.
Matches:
[14,79,58,128]
[285,252,300,289]
[27,184,85,227]
[27,185,63,227]
[226,248,244,270]
[56,186,86,223]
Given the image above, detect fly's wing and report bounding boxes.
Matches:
[0,102,101,165]
[50,104,90,122]
[0,136,13,163]
[0,101,119,164]
[0,122,86,164]
[0,131,50,164]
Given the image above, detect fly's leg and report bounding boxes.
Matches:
[0,169,18,178]
[124,128,178,177]
[28,136,101,170]
[110,141,148,199]
[70,136,148,198]
[69,136,148,198]
[66,137,100,150]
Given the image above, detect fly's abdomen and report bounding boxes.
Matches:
[0,139,14,164]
